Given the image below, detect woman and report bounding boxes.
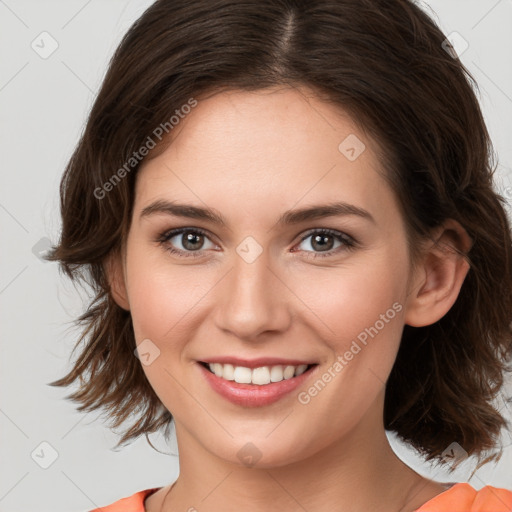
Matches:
[48,0,512,510]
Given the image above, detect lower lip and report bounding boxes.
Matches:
[197,362,318,407]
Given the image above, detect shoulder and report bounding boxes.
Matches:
[89,487,161,512]
[416,482,512,512]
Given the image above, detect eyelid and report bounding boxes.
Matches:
[297,227,355,244]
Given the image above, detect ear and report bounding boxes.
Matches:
[104,249,130,311]
[404,218,472,327]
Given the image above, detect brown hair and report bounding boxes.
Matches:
[48,0,512,469]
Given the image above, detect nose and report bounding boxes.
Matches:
[213,249,293,341]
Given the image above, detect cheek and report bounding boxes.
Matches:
[291,259,407,431]
[124,244,207,409]
[125,242,209,341]
[292,255,406,346]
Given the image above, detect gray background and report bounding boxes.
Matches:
[1,1,511,511]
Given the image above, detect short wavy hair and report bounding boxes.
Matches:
[48,0,512,469]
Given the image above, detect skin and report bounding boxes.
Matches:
[108,86,472,512]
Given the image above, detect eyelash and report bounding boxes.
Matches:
[156,227,358,259]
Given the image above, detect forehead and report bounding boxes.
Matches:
[134,87,397,226]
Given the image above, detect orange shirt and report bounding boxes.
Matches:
[91,482,512,511]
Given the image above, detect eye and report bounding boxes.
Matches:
[157,227,358,260]
[157,227,217,258]
[293,229,357,258]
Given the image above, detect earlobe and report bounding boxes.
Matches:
[404,219,472,328]
[105,250,130,311]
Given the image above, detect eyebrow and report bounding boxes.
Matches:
[140,199,375,227]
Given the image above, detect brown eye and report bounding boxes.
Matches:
[295,229,357,258]
[180,231,206,251]
[158,228,216,258]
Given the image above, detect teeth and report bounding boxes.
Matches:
[222,363,235,380]
[211,363,223,378]
[233,366,252,384]
[295,364,308,376]
[252,366,270,385]
[270,365,284,382]
[207,362,311,385]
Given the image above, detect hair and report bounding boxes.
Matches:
[48,0,512,469]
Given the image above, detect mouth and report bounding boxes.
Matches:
[198,361,318,386]
[197,359,319,407]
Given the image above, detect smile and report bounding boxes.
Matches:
[197,360,319,407]
[200,361,315,385]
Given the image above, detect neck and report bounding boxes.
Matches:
[160,392,429,512]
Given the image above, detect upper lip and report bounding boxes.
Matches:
[199,357,317,369]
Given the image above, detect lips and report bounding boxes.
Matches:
[196,358,319,407]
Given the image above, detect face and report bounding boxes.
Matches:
[119,87,416,467]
